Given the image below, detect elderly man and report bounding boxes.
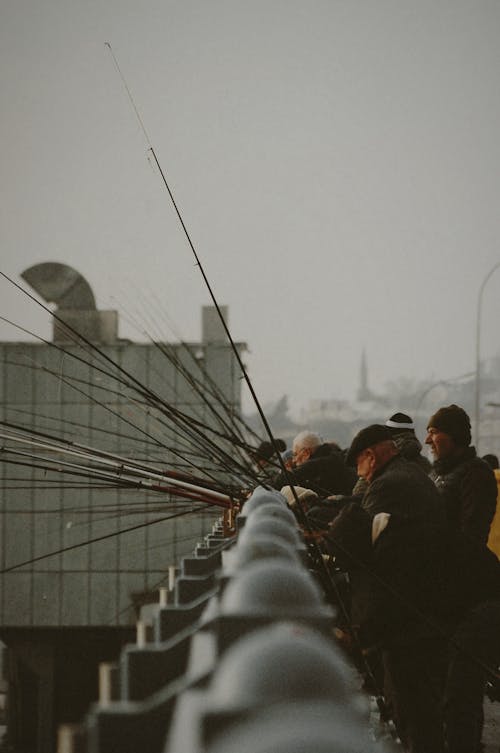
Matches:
[347,424,444,527]
[326,425,449,753]
[273,430,356,497]
[425,404,497,544]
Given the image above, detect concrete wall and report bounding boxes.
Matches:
[0,339,242,628]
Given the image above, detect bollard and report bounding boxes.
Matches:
[98,663,113,708]
[136,620,149,649]
[159,587,168,607]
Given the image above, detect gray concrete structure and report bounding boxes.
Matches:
[0,267,246,751]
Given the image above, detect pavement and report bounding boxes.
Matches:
[369,695,500,751]
[483,697,500,752]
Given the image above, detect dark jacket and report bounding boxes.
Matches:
[430,447,497,545]
[324,504,500,650]
[273,444,356,497]
[392,430,431,473]
[362,454,445,529]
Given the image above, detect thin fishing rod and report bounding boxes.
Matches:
[99,298,243,444]
[105,47,354,648]
[106,514,222,625]
[7,351,209,470]
[0,448,232,511]
[7,342,216,475]
[0,420,234,496]
[150,336,267,477]
[0,312,258,486]
[0,277,214,435]
[18,333,258,484]
[105,44,300,496]
[6,402,164,452]
[123,286,259,447]
[0,484,121,493]
[135,283,257,444]
[105,47,261,424]
[0,313,171,420]
[0,504,208,574]
[0,438,232,506]
[1,285,259,489]
[55,501,200,531]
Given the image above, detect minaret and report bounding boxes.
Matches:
[357,348,370,401]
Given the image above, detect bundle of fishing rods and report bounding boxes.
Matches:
[0,269,284,570]
[0,41,294,600]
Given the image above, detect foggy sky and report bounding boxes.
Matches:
[2,1,500,419]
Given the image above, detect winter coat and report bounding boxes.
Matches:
[430,447,497,545]
[324,504,500,651]
[391,430,431,472]
[273,444,357,497]
[361,455,445,530]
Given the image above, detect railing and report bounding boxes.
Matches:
[57,487,396,753]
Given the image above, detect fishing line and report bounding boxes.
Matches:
[0,505,208,573]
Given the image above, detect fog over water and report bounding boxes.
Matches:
[2,1,500,418]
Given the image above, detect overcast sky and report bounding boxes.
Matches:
[2,1,500,418]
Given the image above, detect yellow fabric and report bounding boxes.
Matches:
[487,469,500,558]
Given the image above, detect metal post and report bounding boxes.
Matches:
[98,663,113,707]
[475,262,500,451]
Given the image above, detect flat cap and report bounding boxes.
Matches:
[346,424,393,466]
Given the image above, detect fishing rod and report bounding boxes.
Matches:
[0,348,254,516]
[7,401,165,454]
[120,287,261,448]
[7,318,259,485]
[110,282,261,469]
[0,280,225,450]
[3,335,236,483]
[0,420,235,497]
[105,43,288,473]
[0,448,233,511]
[0,438,233,507]
[0,313,175,422]
[1,304,259,489]
[0,504,208,574]
[98,298,247,448]
[105,47,365,658]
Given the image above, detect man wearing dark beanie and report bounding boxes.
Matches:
[426,405,500,753]
[425,404,497,545]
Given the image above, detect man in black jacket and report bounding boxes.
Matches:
[325,501,500,753]
[346,424,445,529]
[273,430,356,497]
[425,404,497,544]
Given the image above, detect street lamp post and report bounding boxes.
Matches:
[474,262,500,451]
[414,372,474,438]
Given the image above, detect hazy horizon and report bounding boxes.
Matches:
[2,1,500,421]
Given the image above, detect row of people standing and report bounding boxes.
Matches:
[266,405,500,753]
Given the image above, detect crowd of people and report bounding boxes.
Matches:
[255,405,500,753]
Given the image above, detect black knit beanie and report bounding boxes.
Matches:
[427,404,471,447]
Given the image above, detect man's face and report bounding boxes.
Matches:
[292,444,312,467]
[425,426,456,460]
[356,447,376,481]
